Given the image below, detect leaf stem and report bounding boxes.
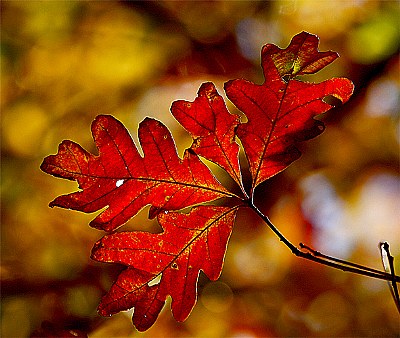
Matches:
[247,201,400,283]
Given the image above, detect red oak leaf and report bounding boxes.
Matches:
[40,115,231,231]
[91,206,238,331]
[171,82,242,187]
[225,32,354,190]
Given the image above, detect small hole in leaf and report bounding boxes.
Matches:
[148,274,162,286]
[323,95,342,107]
[171,262,178,270]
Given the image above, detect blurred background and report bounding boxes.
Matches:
[1,1,399,337]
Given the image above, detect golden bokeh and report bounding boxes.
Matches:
[1,1,399,337]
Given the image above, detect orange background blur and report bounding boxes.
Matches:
[1,1,399,337]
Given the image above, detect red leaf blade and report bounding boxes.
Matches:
[171,82,242,187]
[91,205,238,329]
[225,32,354,189]
[40,115,231,231]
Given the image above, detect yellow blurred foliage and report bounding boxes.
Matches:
[274,0,379,39]
[2,101,49,157]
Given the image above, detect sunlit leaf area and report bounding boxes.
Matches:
[1,1,399,337]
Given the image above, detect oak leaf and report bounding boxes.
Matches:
[91,206,238,331]
[171,82,242,187]
[225,33,354,189]
[40,115,231,231]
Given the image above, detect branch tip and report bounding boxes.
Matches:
[379,241,400,313]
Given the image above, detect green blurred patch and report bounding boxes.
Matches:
[65,285,101,317]
[346,7,400,64]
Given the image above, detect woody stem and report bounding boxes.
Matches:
[247,201,400,283]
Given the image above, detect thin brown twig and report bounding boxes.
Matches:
[248,201,400,283]
[299,243,386,275]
